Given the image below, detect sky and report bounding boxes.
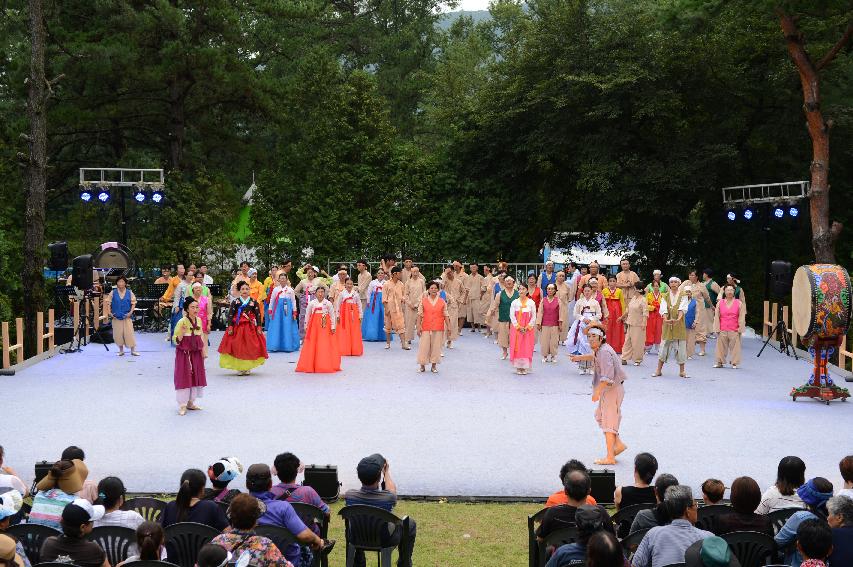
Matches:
[456,0,491,10]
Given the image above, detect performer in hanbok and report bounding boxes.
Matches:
[190,282,212,357]
[294,266,322,338]
[383,267,409,350]
[485,271,506,339]
[246,269,267,325]
[568,284,603,374]
[416,281,450,373]
[486,275,518,360]
[536,284,563,363]
[527,275,542,312]
[328,266,349,304]
[443,266,464,349]
[588,278,609,320]
[295,286,341,373]
[536,261,558,297]
[105,275,138,356]
[645,270,666,354]
[169,270,193,345]
[683,286,700,360]
[680,270,710,357]
[356,259,372,311]
[570,322,628,465]
[173,297,206,416]
[404,266,426,347]
[361,269,387,342]
[401,257,413,283]
[602,275,626,354]
[266,272,300,353]
[466,264,484,333]
[218,281,268,375]
[229,261,251,297]
[556,271,572,343]
[335,277,364,356]
[509,283,537,374]
[713,284,746,369]
[621,282,648,366]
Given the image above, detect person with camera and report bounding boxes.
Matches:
[344,454,416,567]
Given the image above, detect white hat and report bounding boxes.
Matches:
[653,269,662,276]
[669,276,681,283]
[0,491,23,520]
[70,498,106,522]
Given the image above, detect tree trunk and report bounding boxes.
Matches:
[22,0,48,357]
[778,11,849,263]
[168,78,186,171]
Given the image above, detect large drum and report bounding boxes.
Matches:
[792,264,852,342]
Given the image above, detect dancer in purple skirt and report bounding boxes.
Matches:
[172,297,207,416]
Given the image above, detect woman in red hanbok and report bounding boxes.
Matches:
[296,286,342,373]
[218,281,268,375]
[334,277,364,356]
[602,275,626,353]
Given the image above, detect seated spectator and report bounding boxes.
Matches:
[270,453,331,515]
[39,499,108,567]
[757,456,806,514]
[62,446,99,503]
[196,543,231,567]
[795,518,833,567]
[775,477,833,566]
[203,457,243,505]
[0,491,30,567]
[118,521,166,566]
[0,534,25,567]
[838,456,853,499]
[29,459,89,529]
[211,494,291,567]
[684,536,740,567]
[546,460,598,508]
[701,479,725,505]
[826,495,853,567]
[614,452,658,510]
[94,477,144,530]
[0,447,28,497]
[714,476,772,536]
[344,454,417,567]
[162,469,228,530]
[546,505,613,567]
[629,473,679,534]
[245,464,326,567]
[536,471,614,542]
[631,485,714,567]
[586,531,624,567]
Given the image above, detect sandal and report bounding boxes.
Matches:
[431,367,438,374]
[651,372,662,377]
[178,405,187,416]
[680,373,690,379]
[130,351,140,356]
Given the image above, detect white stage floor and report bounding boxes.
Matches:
[7,328,852,498]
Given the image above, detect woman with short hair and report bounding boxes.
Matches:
[509,282,537,375]
[537,283,562,363]
[173,297,207,415]
[218,280,269,376]
[106,275,138,356]
[713,284,746,369]
[416,281,450,373]
[211,494,293,567]
[715,476,773,536]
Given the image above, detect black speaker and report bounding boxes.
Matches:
[770,260,793,299]
[589,469,616,504]
[303,465,341,503]
[47,241,69,271]
[72,254,93,290]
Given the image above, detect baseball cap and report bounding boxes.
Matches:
[209,457,243,483]
[685,537,740,567]
[245,463,272,492]
[357,454,386,483]
[0,491,23,521]
[61,498,105,525]
[574,505,605,531]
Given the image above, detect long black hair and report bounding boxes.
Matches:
[175,469,206,522]
[136,521,164,561]
[95,476,126,510]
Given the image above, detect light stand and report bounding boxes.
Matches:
[757,301,798,359]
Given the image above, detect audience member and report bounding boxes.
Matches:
[714,476,772,536]
[246,464,326,567]
[537,471,614,542]
[196,543,231,567]
[701,479,725,505]
[838,456,853,498]
[62,446,99,503]
[0,492,29,567]
[0,534,25,567]
[614,453,658,510]
[775,477,833,566]
[629,474,679,534]
[0,447,28,497]
[546,505,614,567]
[29,459,89,529]
[546,459,598,507]
[631,485,714,567]
[211,494,291,567]
[270,453,330,514]
[826,495,853,567]
[162,469,229,530]
[94,476,144,530]
[39,499,108,567]
[684,536,741,567]
[118,521,166,566]
[344,454,417,567]
[757,456,806,514]
[586,531,624,567]
[203,457,244,505]
[795,518,833,567]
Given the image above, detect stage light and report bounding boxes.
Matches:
[726,210,736,221]
[789,206,799,217]
[773,207,784,218]
[743,208,753,220]
[151,190,163,204]
[80,189,92,202]
[97,186,110,202]
[133,189,146,203]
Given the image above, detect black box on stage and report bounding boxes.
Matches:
[590,469,616,504]
[303,465,341,503]
[34,460,52,485]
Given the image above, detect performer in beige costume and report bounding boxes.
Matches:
[400,257,413,284]
[382,266,409,350]
[356,259,372,311]
[452,260,469,332]
[620,281,648,365]
[680,270,710,357]
[403,266,426,348]
[555,271,572,344]
[443,265,464,348]
[480,265,495,337]
[465,263,484,333]
[615,259,640,301]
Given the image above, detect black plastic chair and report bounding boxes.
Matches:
[122,497,168,523]
[255,525,299,554]
[164,522,221,567]
[7,523,61,566]
[131,562,181,567]
[35,563,83,567]
[612,503,655,539]
[539,525,578,567]
[661,564,686,567]
[290,502,329,567]
[722,531,777,567]
[87,525,137,566]
[620,527,651,562]
[527,506,549,567]
[767,508,800,535]
[695,504,736,533]
[338,505,412,567]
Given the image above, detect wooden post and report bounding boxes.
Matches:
[36,311,43,355]
[36,309,55,355]
[763,301,770,338]
[2,319,24,369]
[48,308,54,352]
[1,322,9,369]
[93,297,101,330]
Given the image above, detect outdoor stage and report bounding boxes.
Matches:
[8,329,852,498]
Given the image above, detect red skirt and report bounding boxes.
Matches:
[604,298,625,353]
[218,320,269,370]
[337,302,364,356]
[646,311,663,346]
[296,313,342,373]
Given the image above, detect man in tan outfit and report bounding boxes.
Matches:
[403,266,426,349]
[382,266,409,350]
[465,263,485,333]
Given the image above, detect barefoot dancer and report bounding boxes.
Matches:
[571,322,627,465]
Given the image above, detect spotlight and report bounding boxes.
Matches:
[133,188,146,203]
[80,188,92,202]
[789,206,799,218]
[726,210,737,221]
[151,190,164,204]
[773,207,784,218]
[743,208,753,220]
[97,187,110,202]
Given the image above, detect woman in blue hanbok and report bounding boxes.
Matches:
[567,284,602,375]
[361,269,387,341]
[266,272,301,352]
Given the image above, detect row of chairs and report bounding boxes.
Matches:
[528,503,801,567]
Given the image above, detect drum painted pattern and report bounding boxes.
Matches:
[793,264,852,341]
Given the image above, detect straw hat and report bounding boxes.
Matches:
[35,459,89,494]
[0,534,25,567]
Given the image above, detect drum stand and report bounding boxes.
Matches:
[757,303,797,359]
[791,337,850,404]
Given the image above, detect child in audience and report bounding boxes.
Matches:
[796,518,834,567]
[701,479,725,505]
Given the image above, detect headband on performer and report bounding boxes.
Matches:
[668,276,680,283]
[192,282,202,289]
[587,328,604,337]
[653,269,662,276]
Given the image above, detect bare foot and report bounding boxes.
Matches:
[594,458,616,465]
[614,440,627,456]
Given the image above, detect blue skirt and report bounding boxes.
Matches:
[267,297,301,352]
[362,292,386,341]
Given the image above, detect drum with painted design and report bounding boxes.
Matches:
[792,264,852,342]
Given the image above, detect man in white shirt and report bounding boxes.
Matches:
[199,265,214,286]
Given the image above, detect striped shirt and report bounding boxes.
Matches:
[28,489,76,529]
[632,519,713,567]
